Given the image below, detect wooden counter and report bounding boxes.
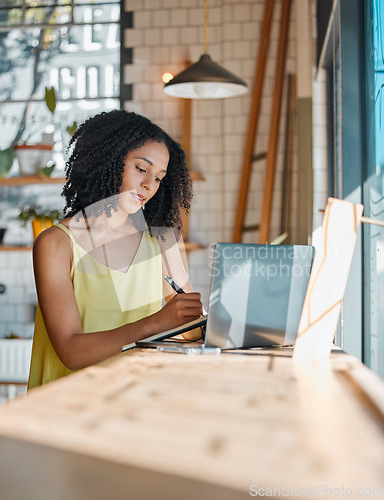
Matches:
[0,347,383,499]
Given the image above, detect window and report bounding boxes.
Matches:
[319,0,384,377]
[0,0,120,168]
[363,0,384,377]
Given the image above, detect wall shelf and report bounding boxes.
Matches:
[190,171,204,182]
[0,243,205,253]
[0,177,65,186]
[184,242,205,252]
[0,246,32,252]
[0,155,203,251]
[0,175,203,185]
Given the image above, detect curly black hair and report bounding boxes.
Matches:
[62,110,192,231]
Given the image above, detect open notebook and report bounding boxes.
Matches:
[122,314,208,352]
[125,243,315,353]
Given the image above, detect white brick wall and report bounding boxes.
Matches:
[0,0,327,332]
[0,251,36,338]
[0,180,63,338]
[124,0,301,306]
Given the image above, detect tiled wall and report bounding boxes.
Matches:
[0,251,36,338]
[0,184,63,339]
[0,0,327,337]
[124,0,299,307]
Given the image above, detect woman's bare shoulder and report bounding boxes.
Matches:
[33,220,73,257]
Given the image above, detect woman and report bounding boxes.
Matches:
[28,110,202,389]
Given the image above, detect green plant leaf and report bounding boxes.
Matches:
[18,203,63,226]
[40,164,55,177]
[66,121,78,136]
[0,148,14,178]
[44,86,56,114]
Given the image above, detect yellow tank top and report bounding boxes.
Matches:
[28,223,163,389]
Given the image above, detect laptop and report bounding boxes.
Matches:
[131,243,315,353]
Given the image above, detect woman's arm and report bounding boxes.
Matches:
[159,228,194,298]
[33,227,202,370]
[158,229,205,340]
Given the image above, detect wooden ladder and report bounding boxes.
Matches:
[232,0,292,244]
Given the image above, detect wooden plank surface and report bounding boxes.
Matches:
[0,348,383,499]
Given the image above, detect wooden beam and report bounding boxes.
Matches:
[280,74,297,242]
[232,0,275,243]
[296,0,313,245]
[258,0,292,244]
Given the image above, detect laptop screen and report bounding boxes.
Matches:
[205,243,315,349]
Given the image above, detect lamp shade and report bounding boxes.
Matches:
[163,54,248,99]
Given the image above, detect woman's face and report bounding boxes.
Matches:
[118,141,169,213]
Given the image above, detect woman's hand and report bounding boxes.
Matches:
[153,292,203,331]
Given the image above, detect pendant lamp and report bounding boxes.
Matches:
[163,1,248,99]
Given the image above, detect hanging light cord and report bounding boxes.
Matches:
[203,0,208,54]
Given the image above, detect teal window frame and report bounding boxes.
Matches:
[362,0,384,377]
[320,0,384,376]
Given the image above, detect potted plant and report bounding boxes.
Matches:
[13,143,55,177]
[0,87,77,179]
[2,87,55,178]
[18,204,63,240]
[13,87,77,177]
